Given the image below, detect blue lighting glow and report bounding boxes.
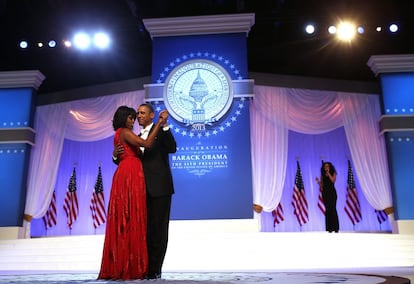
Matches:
[381,74,414,114]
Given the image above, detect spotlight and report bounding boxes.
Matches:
[48,40,57,48]
[63,40,72,48]
[93,32,110,49]
[389,23,399,33]
[73,32,91,50]
[37,42,44,48]
[328,25,336,34]
[336,21,356,42]
[19,41,28,49]
[357,26,365,34]
[376,26,382,32]
[305,24,315,35]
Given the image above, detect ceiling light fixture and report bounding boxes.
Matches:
[19,41,28,49]
[73,32,91,50]
[305,24,315,35]
[336,21,356,42]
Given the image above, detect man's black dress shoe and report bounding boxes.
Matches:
[146,272,161,280]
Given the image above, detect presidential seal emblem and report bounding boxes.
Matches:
[163,59,233,125]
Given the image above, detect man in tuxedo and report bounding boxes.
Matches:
[113,103,177,279]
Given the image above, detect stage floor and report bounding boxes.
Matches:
[1,220,413,283]
[0,271,412,284]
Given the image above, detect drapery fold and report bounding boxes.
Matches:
[286,88,343,134]
[65,92,144,141]
[250,86,288,212]
[340,93,393,211]
[22,103,70,238]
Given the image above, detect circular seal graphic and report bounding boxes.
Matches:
[163,59,233,125]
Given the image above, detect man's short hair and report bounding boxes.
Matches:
[139,103,154,113]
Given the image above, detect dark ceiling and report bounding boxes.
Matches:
[0,0,413,94]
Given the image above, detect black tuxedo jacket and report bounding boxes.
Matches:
[141,126,177,198]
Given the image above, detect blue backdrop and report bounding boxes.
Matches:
[0,88,34,227]
[380,73,414,220]
[150,32,253,219]
[155,98,254,219]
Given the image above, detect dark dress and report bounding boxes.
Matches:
[98,128,148,280]
[321,175,339,232]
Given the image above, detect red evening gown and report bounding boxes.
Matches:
[98,128,148,280]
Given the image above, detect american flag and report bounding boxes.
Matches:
[344,160,362,225]
[272,202,284,226]
[318,186,325,215]
[90,166,106,229]
[375,209,388,224]
[291,161,309,226]
[42,190,57,229]
[63,167,79,230]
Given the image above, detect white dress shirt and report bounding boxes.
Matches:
[140,123,153,153]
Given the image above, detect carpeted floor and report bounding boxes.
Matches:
[0,272,410,284]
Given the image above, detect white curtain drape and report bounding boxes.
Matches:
[340,93,393,211]
[250,86,288,212]
[21,90,145,238]
[250,85,393,223]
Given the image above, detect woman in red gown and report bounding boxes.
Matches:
[98,106,167,280]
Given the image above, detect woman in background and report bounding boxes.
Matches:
[316,161,339,233]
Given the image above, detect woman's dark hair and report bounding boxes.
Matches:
[321,161,337,176]
[112,106,136,130]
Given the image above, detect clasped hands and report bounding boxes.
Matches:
[159,110,169,125]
